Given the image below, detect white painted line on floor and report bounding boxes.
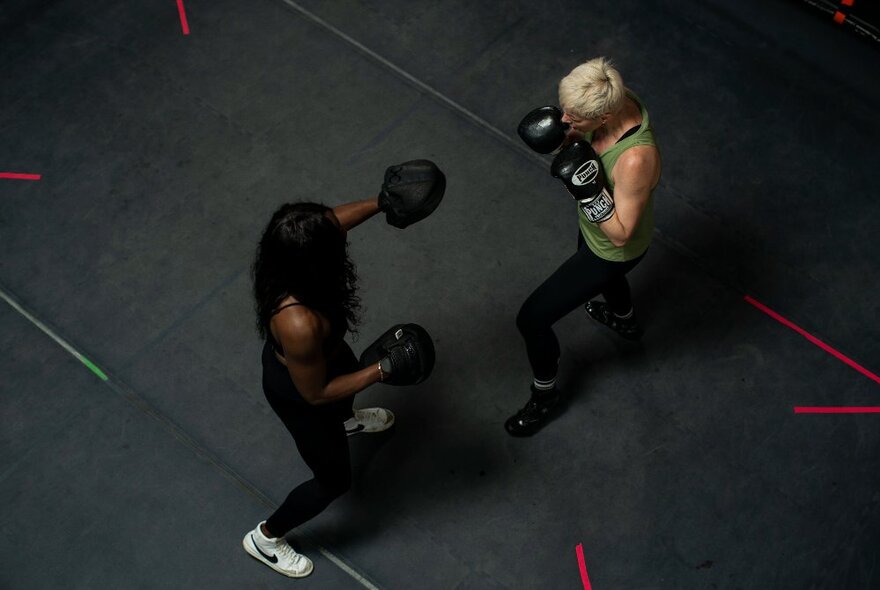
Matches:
[0,287,108,380]
[315,547,381,589]
[1,285,381,589]
[276,0,545,168]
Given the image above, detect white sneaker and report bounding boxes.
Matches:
[344,407,395,436]
[242,521,313,578]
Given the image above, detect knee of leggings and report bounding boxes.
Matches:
[318,472,351,500]
[516,304,544,336]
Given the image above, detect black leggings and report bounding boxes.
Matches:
[516,233,646,381]
[261,340,357,537]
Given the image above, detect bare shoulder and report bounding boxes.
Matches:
[271,304,326,360]
[618,144,660,169]
[615,145,661,188]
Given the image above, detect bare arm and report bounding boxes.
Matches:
[333,198,381,232]
[598,146,660,247]
[273,307,381,405]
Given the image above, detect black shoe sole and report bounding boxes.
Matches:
[585,301,643,341]
[504,400,562,437]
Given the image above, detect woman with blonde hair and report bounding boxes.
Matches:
[508,57,661,436]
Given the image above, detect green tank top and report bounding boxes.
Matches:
[580,91,657,261]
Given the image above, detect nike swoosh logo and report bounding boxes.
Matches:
[251,534,278,563]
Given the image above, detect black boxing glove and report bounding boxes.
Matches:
[360,324,435,386]
[517,106,570,154]
[378,160,446,229]
[551,140,615,223]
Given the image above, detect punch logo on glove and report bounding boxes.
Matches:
[571,160,600,186]
[551,140,615,224]
[579,189,615,223]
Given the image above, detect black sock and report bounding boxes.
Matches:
[532,386,558,403]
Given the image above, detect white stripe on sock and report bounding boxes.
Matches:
[533,378,557,391]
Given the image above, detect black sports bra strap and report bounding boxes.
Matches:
[268,303,305,356]
[616,124,641,144]
[272,301,304,316]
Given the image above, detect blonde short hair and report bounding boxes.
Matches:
[558,57,625,119]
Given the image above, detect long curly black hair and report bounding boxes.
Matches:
[252,202,361,339]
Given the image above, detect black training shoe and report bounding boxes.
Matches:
[585,301,643,340]
[504,388,561,437]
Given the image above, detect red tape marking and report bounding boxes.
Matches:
[176,0,190,35]
[833,11,846,24]
[841,0,854,7]
[0,173,41,180]
[576,544,593,590]
[744,295,880,386]
[795,407,880,414]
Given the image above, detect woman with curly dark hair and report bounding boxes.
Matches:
[243,198,393,578]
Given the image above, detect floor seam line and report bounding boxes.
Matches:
[0,282,382,590]
[269,0,756,304]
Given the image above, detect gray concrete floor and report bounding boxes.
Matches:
[1,0,878,588]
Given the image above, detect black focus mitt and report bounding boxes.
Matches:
[360,323,435,386]
[378,160,446,229]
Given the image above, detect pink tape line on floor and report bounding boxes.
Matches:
[744,295,880,386]
[0,173,41,180]
[576,544,593,590]
[176,0,190,35]
[795,407,880,414]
